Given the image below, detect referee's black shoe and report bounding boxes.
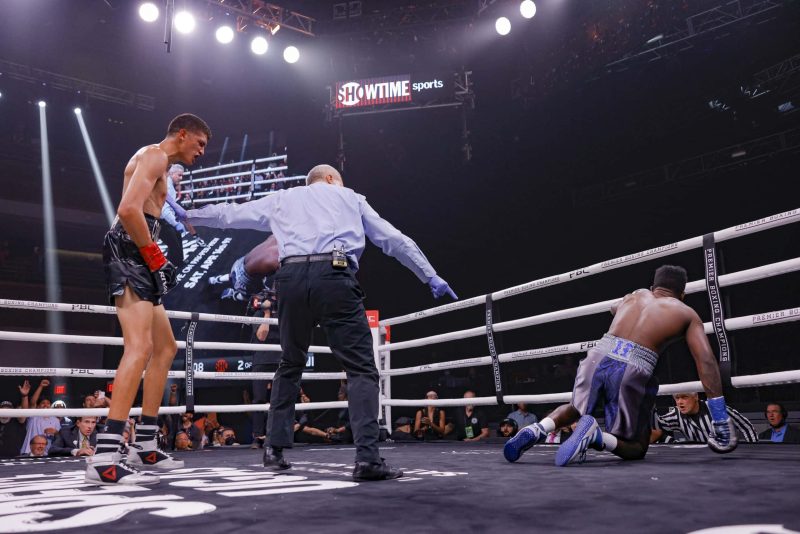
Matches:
[263,447,291,471]
[352,459,403,481]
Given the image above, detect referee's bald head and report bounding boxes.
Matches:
[306,164,343,186]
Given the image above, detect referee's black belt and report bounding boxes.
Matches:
[281,253,334,266]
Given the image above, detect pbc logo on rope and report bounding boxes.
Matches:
[71,304,93,311]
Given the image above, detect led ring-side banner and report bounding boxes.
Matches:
[334,73,452,110]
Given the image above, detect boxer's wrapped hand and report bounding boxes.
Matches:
[707,396,738,454]
[139,242,178,295]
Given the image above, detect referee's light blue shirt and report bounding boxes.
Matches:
[186,182,437,283]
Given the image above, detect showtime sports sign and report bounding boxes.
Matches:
[334,74,447,109]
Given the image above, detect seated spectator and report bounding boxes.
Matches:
[390,417,416,441]
[82,394,96,408]
[49,416,98,457]
[169,411,204,450]
[414,390,448,440]
[498,418,518,438]
[651,392,758,444]
[453,390,490,442]
[759,402,800,443]
[195,411,220,448]
[174,431,192,451]
[293,390,330,443]
[211,426,239,447]
[507,402,538,429]
[0,381,31,458]
[21,379,61,455]
[326,384,353,444]
[26,435,49,457]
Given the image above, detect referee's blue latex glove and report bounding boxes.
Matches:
[428,275,458,300]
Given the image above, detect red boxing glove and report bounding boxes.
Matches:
[139,242,167,272]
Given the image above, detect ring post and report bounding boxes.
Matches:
[367,310,388,431]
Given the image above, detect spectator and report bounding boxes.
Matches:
[326,382,353,444]
[413,390,447,440]
[220,427,239,446]
[21,379,61,455]
[0,381,31,458]
[759,402,800,444]
[498,418,519,438]
[82,394,96,408]
[453,390,490,442]
[293,390,331,443]
[507,402,538,429]
[27,435,49,457]
[169,412,203,450]
[391,417,416,441]
[174,431,192,451]
[651,392,758,444]
[49,416,98,457]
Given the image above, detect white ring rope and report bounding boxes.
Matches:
[384,304,800,376]
[0,299,279,325]
[187,166,289,189]
[0,401,349,418]
[380,256,800,353]
[3,368,798,418]
[0,367,346,381]
[381,207,800,326]
[184,155,287,181]
[1,210,798,421]
[0,331,331,354]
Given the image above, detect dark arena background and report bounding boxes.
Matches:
[1,1,799,533]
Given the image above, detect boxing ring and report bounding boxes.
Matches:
[0,207,799,533]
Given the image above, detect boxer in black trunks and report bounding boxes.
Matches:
[86,114,210,486]
[503,265,738,467]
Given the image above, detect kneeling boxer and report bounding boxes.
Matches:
[504,265,737,466]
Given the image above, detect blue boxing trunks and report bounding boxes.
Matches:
[571,334,659,442]
[102,214,164,306]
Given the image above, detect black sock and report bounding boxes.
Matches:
[103,418,127,436]
[96,418,126,454]
[141,415,158,427]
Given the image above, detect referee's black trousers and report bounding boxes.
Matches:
[267,261,380,464]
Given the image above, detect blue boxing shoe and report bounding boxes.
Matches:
[504,423,547,463]
[555,415,603,467]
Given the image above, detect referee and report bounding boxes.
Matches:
[651,392,758,443]
[186,164,457,481]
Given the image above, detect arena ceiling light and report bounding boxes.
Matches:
[38,100,46,108]
[251,36,269,55]
[495,17,511,36]
[138,2,159,23]
[215,25,235,44]
[520,0,537,19]
[283,46,299,64]
[174,11,196,34]
[73,107,82,115]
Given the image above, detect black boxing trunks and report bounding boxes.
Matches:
[103,214,164,305]
[571,334,659,442]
